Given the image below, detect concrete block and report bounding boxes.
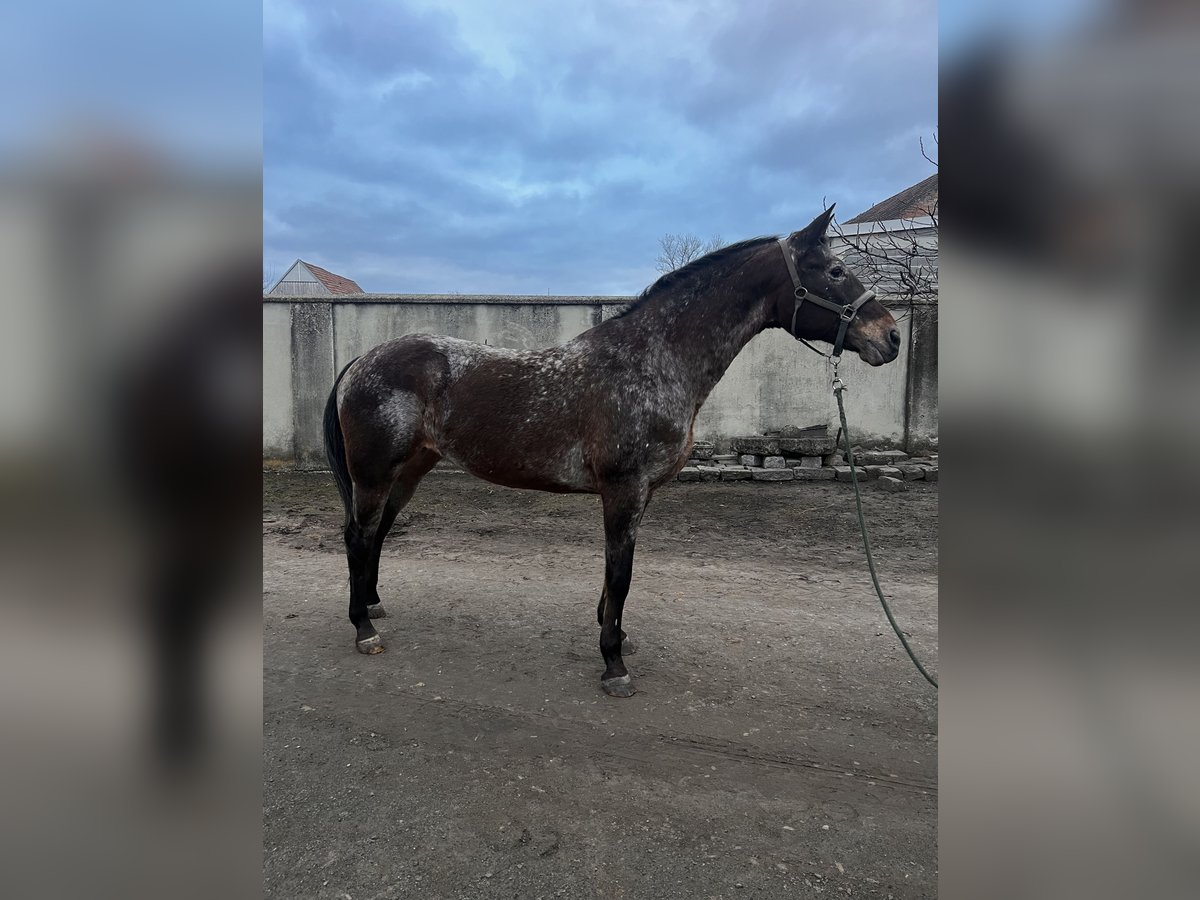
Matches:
[793,467,836,480]
[732,436,781,456]
[712,454,738,465]
[720,466,753,481]
[763,456,787,469]
[784,458,801,468]
[834,466,855,482]
[862,449,909,466]
[894,464,924,481]
[798,456,823,468]
[752,468,794,482]
[697,465,722,482]
[731,435,836,456]
[778,436,836,456]
[878,476,907,492]
[738,454,762,467]
[691,441,715,460]
[777,424,831,438]
[677,467,700,482]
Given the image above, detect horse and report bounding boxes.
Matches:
[323,207,901,697]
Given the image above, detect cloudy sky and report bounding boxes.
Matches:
[264,0,937,295]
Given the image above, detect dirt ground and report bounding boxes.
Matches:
[263,471,938,899]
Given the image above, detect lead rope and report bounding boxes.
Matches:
[826,354,939,689]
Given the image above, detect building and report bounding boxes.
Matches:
[833,174,938,303]
[844,173,938,225]
[832,174,939,449]
[266,259,363,296]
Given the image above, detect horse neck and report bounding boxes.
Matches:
[617,263,778,403]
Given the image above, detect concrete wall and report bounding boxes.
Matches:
[332,300,598,373]
[263,302,293,459]
[264,294,933,466]
[831,218,939,451]
[904,304,938,451]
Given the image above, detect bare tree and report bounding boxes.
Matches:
[654,233,725,274]
[830,134,938,318]
[263,264,279,292]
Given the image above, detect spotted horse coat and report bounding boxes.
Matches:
[324,208,901,696]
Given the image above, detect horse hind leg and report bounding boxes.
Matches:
[345,482,391,654]
[365,494,402,619]
[365,448,441,620]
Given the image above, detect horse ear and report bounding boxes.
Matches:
[791,205,837,249]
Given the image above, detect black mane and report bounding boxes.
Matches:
[615,236,779,319]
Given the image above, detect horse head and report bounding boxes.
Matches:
[776,207,901,366]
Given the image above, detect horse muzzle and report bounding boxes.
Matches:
[851,322,902,366]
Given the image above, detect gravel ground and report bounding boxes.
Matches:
[264,471,938,899]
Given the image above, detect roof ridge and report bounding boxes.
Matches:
[844,173,938,225]
[297,259,364,294]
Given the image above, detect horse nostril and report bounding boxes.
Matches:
[888,327,901,349]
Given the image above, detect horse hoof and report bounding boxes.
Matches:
[621,636,637,656]
[356,634,385,654]
[601,675,637,698]
[368,605,387,619]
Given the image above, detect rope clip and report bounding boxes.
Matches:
[828,355,845,394]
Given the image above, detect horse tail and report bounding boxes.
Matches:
[324,357,360,524]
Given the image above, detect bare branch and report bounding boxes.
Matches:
[827,131,939,320]
[920,131,939,169]
[655,232,726,274]
[830,136,938,321]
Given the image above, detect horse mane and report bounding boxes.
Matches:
[615,235,780,319]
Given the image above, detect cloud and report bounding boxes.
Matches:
[264,0,936,293]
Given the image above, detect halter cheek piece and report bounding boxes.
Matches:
[777,238,875,358]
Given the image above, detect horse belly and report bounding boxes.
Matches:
[442,430,595,493]
[432,388,596,492]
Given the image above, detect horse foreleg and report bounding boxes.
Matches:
[597,587,637,656]
[598,481,649,697]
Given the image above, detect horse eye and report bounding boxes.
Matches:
[829,266,845,280]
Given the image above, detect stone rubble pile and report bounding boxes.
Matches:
[677,432,937,490]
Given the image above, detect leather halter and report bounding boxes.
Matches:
[777,238,875,358]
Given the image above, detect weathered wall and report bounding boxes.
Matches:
[290,302,335,467]
[262,302,294,459]
[692,321,910,445]
[905,304,938,450]
[332,300,598,372]
[264,294,932,466]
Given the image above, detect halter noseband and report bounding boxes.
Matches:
[777,238,875,358]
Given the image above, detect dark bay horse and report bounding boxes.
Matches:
[324,207,901,697]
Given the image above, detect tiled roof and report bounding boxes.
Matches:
[301,260,364,294]
[845,174,938,225]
